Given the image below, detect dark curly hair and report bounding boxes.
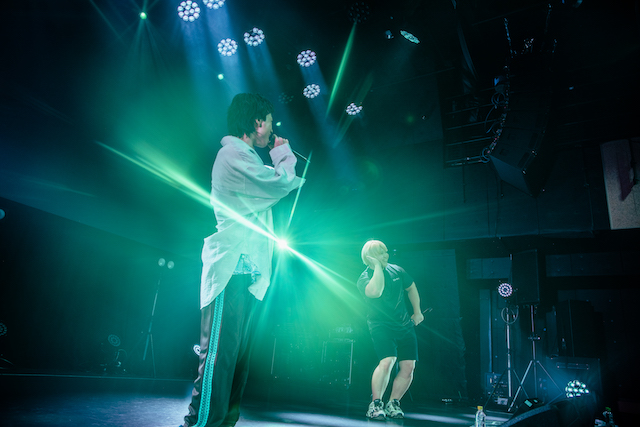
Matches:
[226,93,274,138]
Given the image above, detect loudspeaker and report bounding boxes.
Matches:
[556,300,598,358]
[512,249,542,305]
[500,403,561,427]
[489,53,553,196]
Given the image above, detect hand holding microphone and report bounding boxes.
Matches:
[268,133,311,163]
[268,134,289,149]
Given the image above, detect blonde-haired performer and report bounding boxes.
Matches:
[356,240,424,420]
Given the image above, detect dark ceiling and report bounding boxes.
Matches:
[1,0,638,257]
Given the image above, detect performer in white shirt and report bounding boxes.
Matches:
[182,93,304,427]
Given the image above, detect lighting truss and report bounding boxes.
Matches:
[346,102,363,115]
[177,1,200,22]
[244,28,265,46]
[400,30,420,44]
[297,50,317,67]
[303,84,320,99]
[218,38,238,56]
[203,0,225,9]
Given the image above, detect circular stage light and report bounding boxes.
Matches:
[498,282,513,298]
[107,334,121,347]
[203,0,225,9]
[303,84,320,99]
[565,380,590,398]
[297,50,316,67]
[218,38,238,56]
[244,28,265,46]
[346,103,363,115]
[177,1,200,22]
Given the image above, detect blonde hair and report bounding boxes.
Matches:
[361,240,387,268]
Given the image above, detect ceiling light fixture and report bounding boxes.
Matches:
[400,30,420,44]
[349,2,370,23]
[303,84,320,99]
[218,38,238,56]
[297,50,317,67]
[244,28,265,46]
[498,282,513,298]
[203,0,225,9]
[346,103,363,115]
[177,1,200,22]
[279,93,294,104]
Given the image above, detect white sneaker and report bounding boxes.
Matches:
[385,399,404,419]
[366,399,386,420]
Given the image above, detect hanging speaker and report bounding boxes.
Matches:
[512,249,542,305]
[489,52,554,197]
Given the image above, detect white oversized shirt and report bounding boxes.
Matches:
[200,135,304,308]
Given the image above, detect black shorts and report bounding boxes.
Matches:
[369,323,418,362]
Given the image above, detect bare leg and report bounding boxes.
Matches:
[389,360,415,401]
[371,356,396,400]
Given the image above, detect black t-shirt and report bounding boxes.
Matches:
[356,263,414,329]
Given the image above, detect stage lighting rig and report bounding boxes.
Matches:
[244,28,265,46]
[349,2,370,23]
[218,38,238,56]
[565,380,590,398]
[177,1,200,22]
[303,84,320,99]
[346,103,363,115]
[297,50,316,67]
[203,0,225,9]
[497,282,514,299]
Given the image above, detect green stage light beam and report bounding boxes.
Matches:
[94,141,284,243]
[327,23,356,116]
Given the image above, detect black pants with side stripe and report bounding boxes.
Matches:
[183,274,258,427]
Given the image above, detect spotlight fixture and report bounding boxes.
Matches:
[244,28,265,46]
[303,84,320,99]
[279,92,294,104]
[349,2,370,23]
[107,334,121,347]
[218,38,238,56]
[346,103,363,115]
[139,12,147,20]
[498,282,513,298]
[177,1,200,22]
[297,50,317,67]
[565,380,590,398]
[400,30,420,44]
[158,258,175,269]
[203,0,225,9]
[384,30,394,39]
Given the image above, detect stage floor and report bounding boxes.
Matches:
[0,373,510,427]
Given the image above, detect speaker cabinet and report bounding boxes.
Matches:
[556,300,599,358]
[489,52,554,196]
[512,249,542,305]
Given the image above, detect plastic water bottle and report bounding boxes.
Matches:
[475,405,486,427]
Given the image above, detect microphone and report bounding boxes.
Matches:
[269,134,311,163]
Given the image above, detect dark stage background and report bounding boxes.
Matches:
[1,0,640,424]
